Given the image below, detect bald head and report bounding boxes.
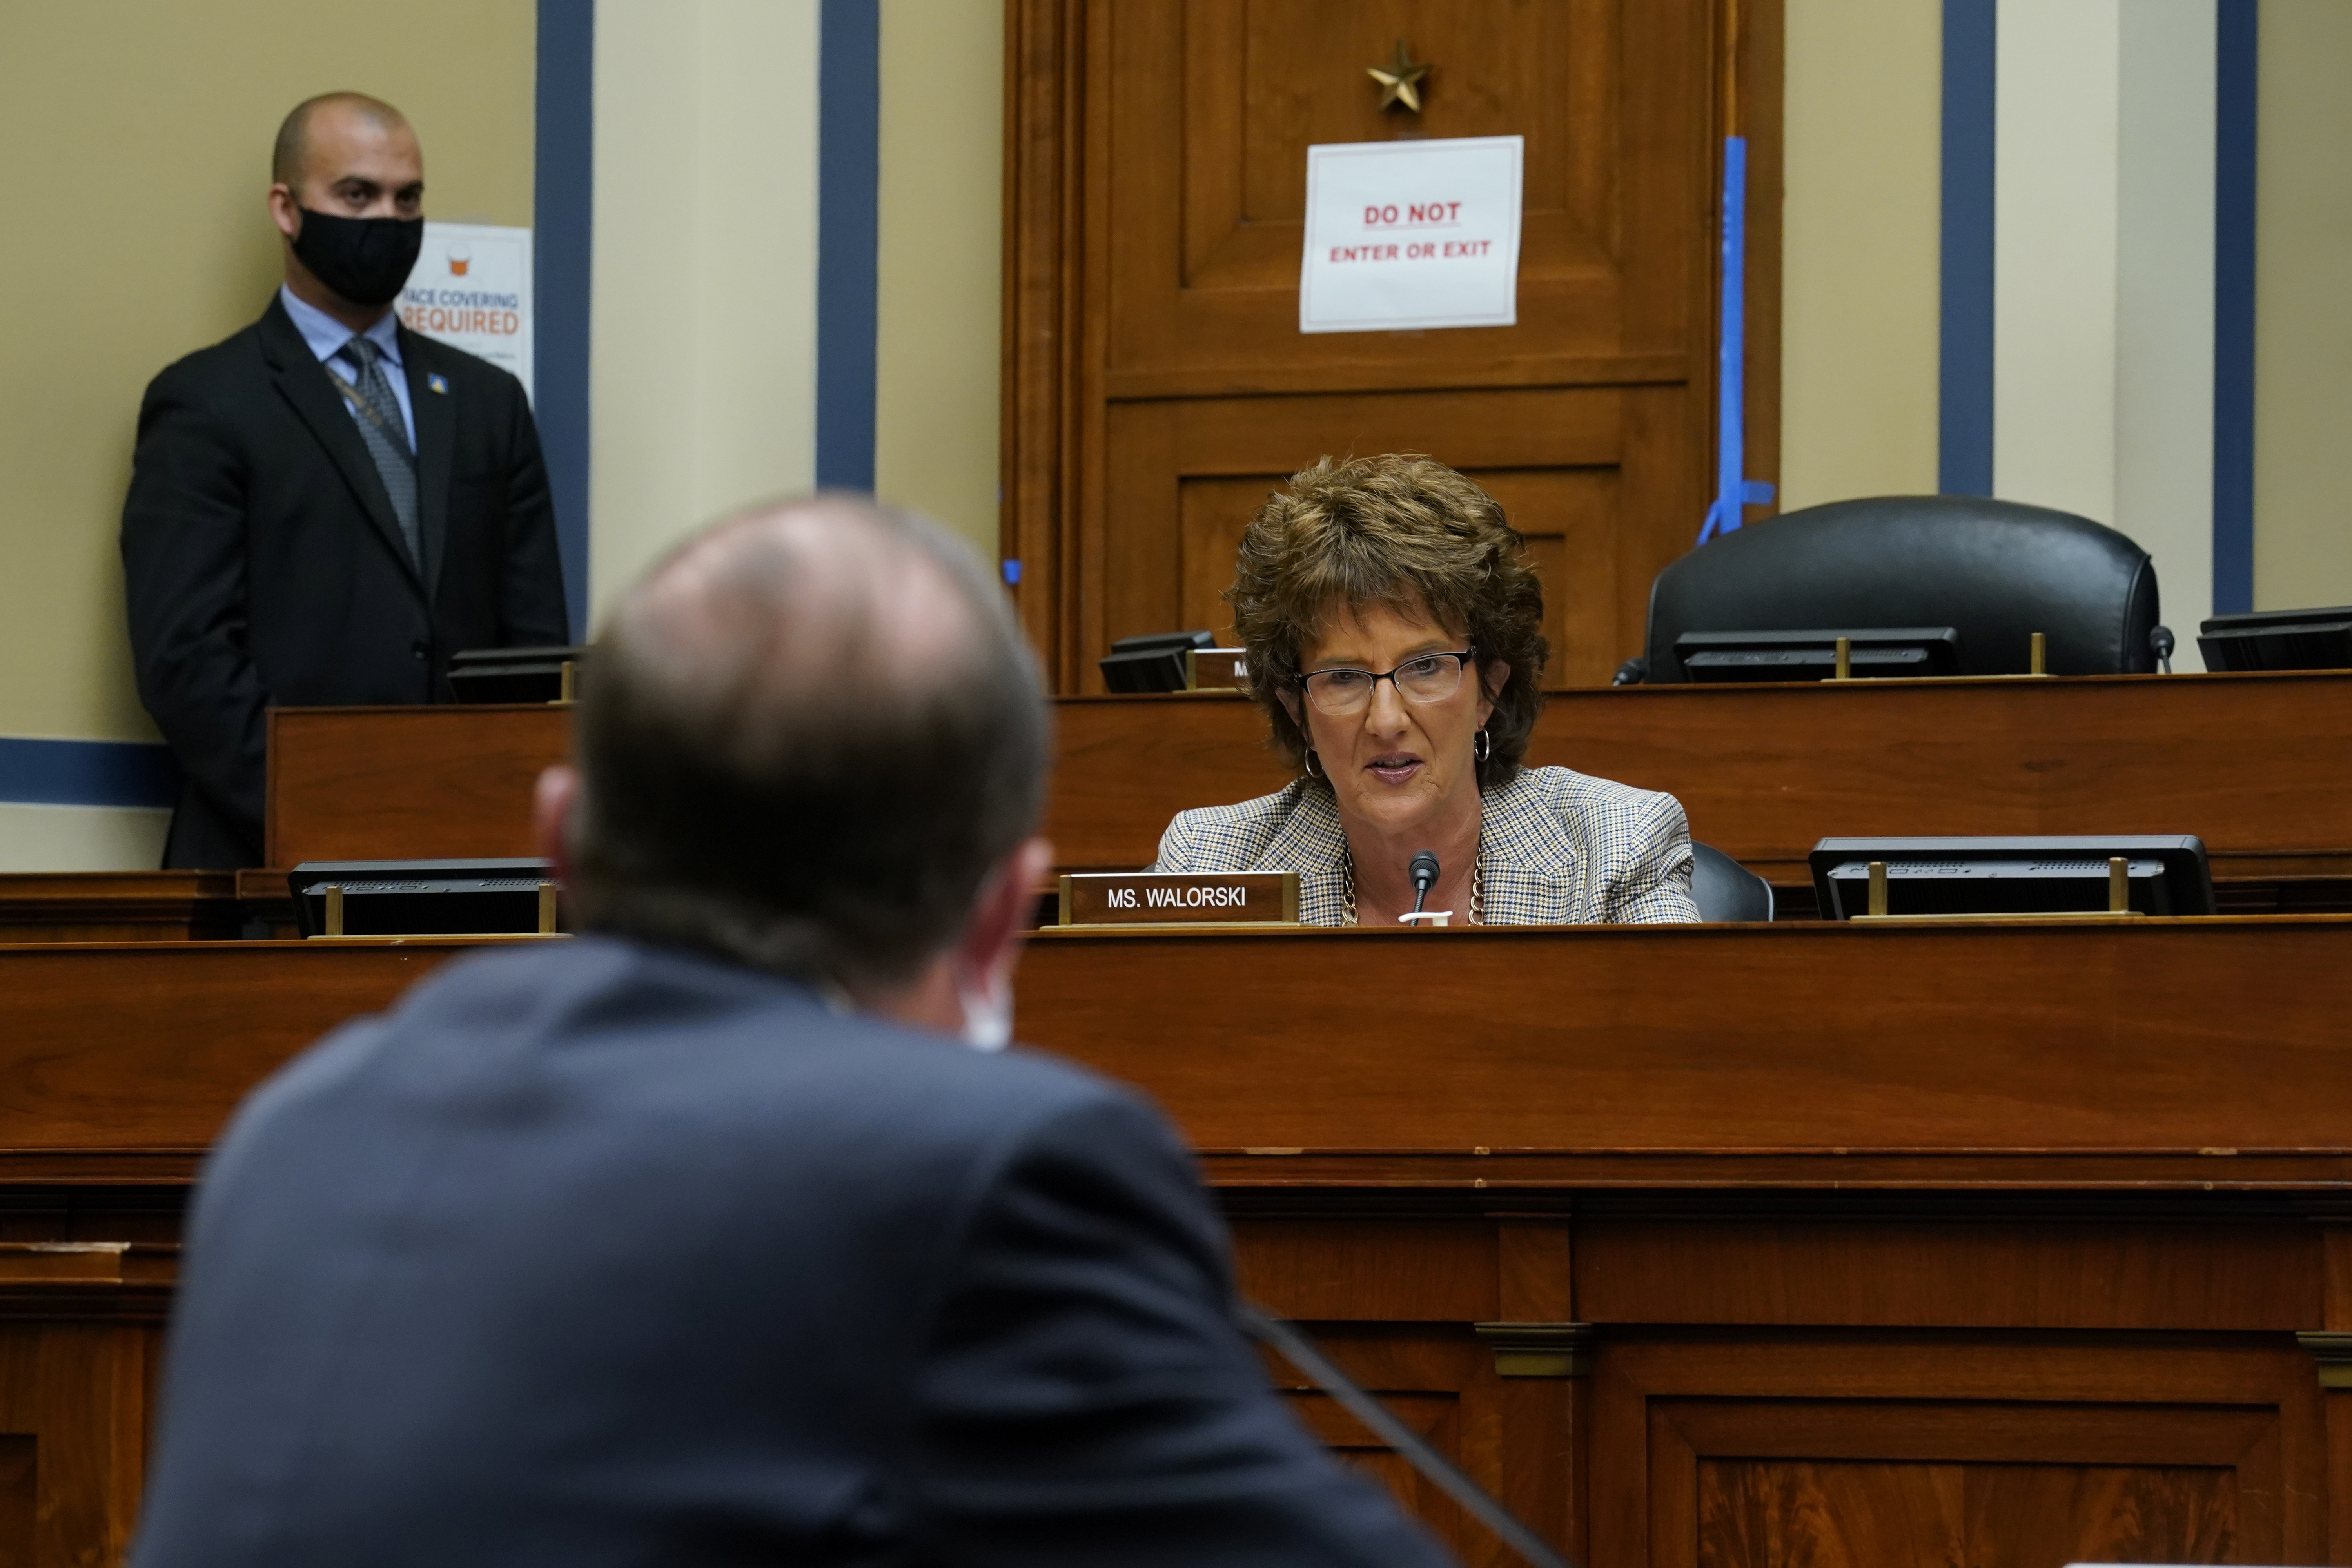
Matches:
[273,93,415,194]
[569,496,1049,990]
[612,497,985,735]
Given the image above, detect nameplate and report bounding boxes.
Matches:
[1186,648,1249,690]
[1058,871,1299,926]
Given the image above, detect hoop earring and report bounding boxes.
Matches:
[1303,748,1323,779]
[1474,729,1492,764]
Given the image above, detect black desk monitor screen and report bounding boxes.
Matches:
[448,645,588,704]
[1808,836,2214,920]
[1674,627,1963,682]
[290,858,555,937]
[1099,629,1215,694]
[2196,606,2352,672]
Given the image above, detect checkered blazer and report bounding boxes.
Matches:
[1151,765,1700,926]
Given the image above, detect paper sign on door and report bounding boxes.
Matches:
[1298,135,1523,334]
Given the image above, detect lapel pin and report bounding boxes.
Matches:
[427,373,449,395]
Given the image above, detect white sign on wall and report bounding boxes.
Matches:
[397,221,534,401]
[1298,135,1523,334]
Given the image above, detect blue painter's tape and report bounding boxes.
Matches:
[0,738,178,809]
[1002,559,1022,585]
[1695,137,1772,546]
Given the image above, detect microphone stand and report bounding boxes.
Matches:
[1239,1303,1576,1568]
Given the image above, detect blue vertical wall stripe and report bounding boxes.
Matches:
[2212,0,2259,615]
[0,739,177,809]
[536,0,595,638]
[1939,0,1998,496]
[816,0,880,491]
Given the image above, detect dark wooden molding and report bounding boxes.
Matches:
[1001,0,1089,689]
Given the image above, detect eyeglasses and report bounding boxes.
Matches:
[1299,648,1477,716]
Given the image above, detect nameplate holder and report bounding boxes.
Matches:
[1185,648,1250,691]
[1058,871,1299,926]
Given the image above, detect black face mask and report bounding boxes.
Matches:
[291,208,425,307]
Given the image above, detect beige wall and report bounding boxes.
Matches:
[1992,0,2217,659]
[875,0,1005,563]
[588,0,822,622]
[2253,0,2352,610]
[1777,0,1944,513]
[0,0,536,747]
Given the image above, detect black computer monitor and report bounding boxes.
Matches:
[1808,836,2214,920]
[1099,630,1216,693]
[1673,627,1962,682]
[290,858,555,937]
[2196,607,2352,672]
[448,645,587,704]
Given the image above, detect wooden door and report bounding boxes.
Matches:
[1003,0,1782,691]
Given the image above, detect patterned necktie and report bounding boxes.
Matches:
[338,337,421,568]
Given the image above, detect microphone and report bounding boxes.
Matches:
[1408,850,1440,914]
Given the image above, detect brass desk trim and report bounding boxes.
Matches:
[1472,1321,1593,1378]
[2298,1330,2352,1388]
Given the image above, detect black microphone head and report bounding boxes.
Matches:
[1408,850,1440,891]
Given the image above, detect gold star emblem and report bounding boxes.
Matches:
[1367,40,1430,114]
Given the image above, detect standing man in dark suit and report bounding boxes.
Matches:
[121,92,568,869]
[129,497,1450,1566]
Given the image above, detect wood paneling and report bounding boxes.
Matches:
[1274,1335,1485,1559]
[1605,1340,2319,1568]
[5,927,2352,1563]
[0,873,240,944]
[257,672,2352,885]
[0,942,453,1166]
[1004,0,1782,691]
[1019,920,2352,1161]
[0,1323,159,1568]
[1697,1459,2235,1568]
[1234,1220,1498,1321]
[1574,1218,2323,1331]
[1063,670,2352,878]
[265,703,567,869]
[11,922,2352,1183]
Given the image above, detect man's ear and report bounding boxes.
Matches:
[534,765,579,890]
[269,183,303,241]
[958,836,1056,993]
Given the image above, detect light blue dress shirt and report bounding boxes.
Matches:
[279,285,416,452]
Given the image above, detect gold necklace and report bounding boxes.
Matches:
[1341,846,1484,926]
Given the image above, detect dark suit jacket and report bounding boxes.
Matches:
[130,938,1449,1567]
[120,295,569,868]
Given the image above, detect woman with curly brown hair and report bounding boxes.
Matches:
[1152,454,1699,926]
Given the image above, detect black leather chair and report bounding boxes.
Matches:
[1633,496,2166,682]
[1690,842,1773,922]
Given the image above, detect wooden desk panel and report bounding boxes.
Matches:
[266,675,2352,889]
[1017,920,2352,1179]
[1544,671,2352,882]
[5,920,2348,1186]
[265,704,569,869]
[2,923,2348,1567]
[0,942,452,1169]
[0,874,241,944]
